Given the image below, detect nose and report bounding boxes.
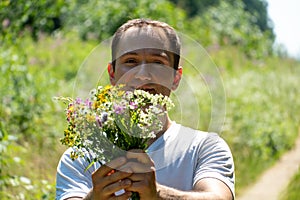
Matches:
[134,63,151,81]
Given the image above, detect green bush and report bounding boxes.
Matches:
[198,1,273,59]
[0,0,67,41]
[0,31,100,199]
[0,45,40,138]
[0,41,53,199]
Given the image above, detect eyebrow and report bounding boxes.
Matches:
[121,50,170,61]
[121,52,138,57]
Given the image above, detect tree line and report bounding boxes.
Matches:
[1,0,276,58]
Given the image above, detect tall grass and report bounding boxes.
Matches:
[280,168,300,200]
[211,47,300,194]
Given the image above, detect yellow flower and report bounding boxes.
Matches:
[70,151,78,160]
[93,101,99,109]
[104,85,112,90]
[97,85,114,103]
[68,105,74,111]
[118,90,125,97]
[97,93,107,103]
[86,113,95,122]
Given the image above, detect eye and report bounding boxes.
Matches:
[125,58,138,64]
[153,60,164,64]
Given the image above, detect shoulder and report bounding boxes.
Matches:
[185,128,235,197]
[57,147,99,175]
[56,148,96,199]
[201,132,231,151]
[175,123,226,145]
[170,122,208,140]
[175,123,233,158]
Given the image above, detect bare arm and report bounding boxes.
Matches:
[157,178,233,200]
[66,177,232,200]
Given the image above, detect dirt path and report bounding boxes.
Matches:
[237,133,300,200]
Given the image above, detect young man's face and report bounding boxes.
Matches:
[109,26,181,97]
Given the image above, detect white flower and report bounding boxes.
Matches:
[97,85,103,91]
[90,88,97,96]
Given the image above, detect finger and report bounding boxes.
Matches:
[92,170,133,198]
[92,168,133,189]
[102,169,133,186]
[118,161,154,173]
[126,181,143,191]
[126,167,155,182]
[126,149,153,165]
[103,178,132,194]
[93,157,127,178]
[126,179,156,195]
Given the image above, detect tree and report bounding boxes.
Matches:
[64,0,186,41]
[191,0,274,58]
[0,0,66,41]
[169,0,274,41]
[169,0,219,17]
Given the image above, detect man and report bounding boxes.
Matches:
[56,19,235,200]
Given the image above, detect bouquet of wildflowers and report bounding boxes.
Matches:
[56,85,174,168]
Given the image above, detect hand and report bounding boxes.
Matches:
[120,150,158,200]
[91,156,133,200]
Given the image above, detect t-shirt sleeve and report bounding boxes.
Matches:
[193,133,235,198]
[56,148,98,200]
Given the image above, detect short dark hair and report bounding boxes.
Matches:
[111,19,181,70]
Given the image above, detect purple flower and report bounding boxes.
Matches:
[85,98,92,109]
[96,115,102,127]
[129,101,138,109]
[114,104,125,114]
[101,112,108,123]
[75,97,82,104]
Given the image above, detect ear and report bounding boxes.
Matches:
[171,66,182,90]
[107,62,116,85]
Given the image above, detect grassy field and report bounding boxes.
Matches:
[280,168,300,200]
[1,33,300,199]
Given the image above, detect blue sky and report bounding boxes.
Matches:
[267,0,300,58]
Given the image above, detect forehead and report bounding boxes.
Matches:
[115,26,172,59]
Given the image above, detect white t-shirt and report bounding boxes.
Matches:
[56,122,235,199]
